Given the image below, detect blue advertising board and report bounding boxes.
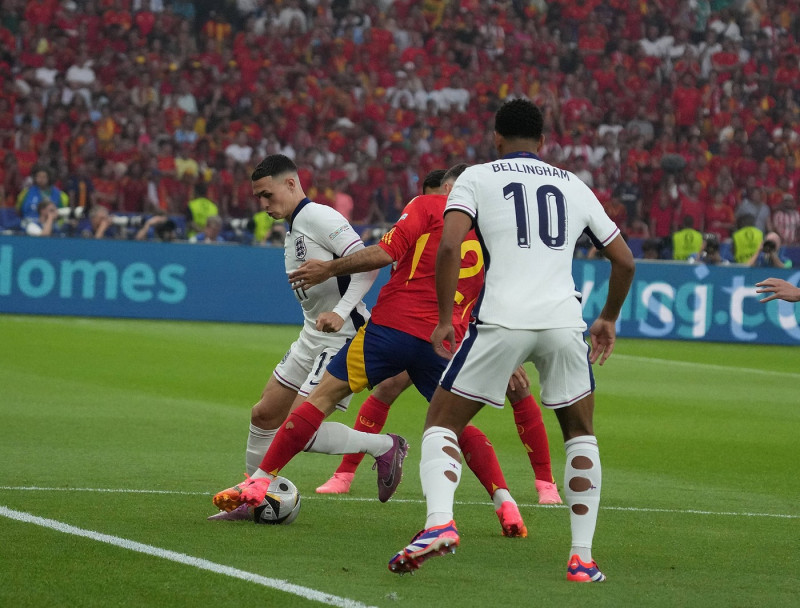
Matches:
[0,235,303,324]
[1,235,798,345]
[577,260,800,345]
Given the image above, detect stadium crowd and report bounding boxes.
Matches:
[1,0,799,260]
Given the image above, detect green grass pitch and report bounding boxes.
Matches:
[1,314,797,607]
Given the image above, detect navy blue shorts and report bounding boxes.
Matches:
[325,321,448,402]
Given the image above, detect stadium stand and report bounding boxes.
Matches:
[1,0,799,261]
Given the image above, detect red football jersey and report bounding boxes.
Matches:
[372,194,483,344]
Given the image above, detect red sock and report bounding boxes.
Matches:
[259,402,325,476]
[458,425,508,497]
[512,394,554,483]
[336,395,392,475]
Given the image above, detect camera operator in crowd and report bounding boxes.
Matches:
[25,200,62,237]
[691,233,730,265]
[135,213,179,242]
[748,232,792,269]
[78,206,118,239]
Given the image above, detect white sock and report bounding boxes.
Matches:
[420,426,462,529]
[246,424,277,476]
[564,435,601,563]
[304,421,392,456]
[491,488,514,511]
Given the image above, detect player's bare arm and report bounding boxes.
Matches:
[432,210,472,359]
[589,234,635,365]
[289,245,393,290]
[756,278,800,303]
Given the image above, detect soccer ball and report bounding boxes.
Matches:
[252,476,302,525]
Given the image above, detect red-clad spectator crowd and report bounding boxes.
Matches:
[1,0,799,250]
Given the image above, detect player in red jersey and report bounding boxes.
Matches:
[212,165,544,534]
[314,170,561,505]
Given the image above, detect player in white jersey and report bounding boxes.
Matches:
[388,100,635,581]
[285,201,369,345]
[276,181,370,408]
[209,154,408,520]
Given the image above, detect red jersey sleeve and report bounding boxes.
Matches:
[376,196,429,261]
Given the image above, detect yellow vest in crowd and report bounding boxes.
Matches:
[187,196,219,237]
[252,211,275,243]
[732,226,763,264]
[672,228,704,261]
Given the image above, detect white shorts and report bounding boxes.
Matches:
[440,324,594,409]
[273,329,354,411]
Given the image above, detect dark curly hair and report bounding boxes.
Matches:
[494,99,544,140]
[251,154,298,181]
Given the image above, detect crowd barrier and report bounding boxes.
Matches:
[0,235,797,345]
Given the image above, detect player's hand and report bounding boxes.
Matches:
[507,365,529,392]
[588,317,617,366]
[756,278,800,303]
[505,365,530,402]
[431,322,456,360]
[288,259,331,290]
[316,311,344,333]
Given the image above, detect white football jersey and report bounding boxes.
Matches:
[445,153,620,330]
[284,199,371,339]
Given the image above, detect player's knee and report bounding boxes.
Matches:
[562,423,594,442]
[251,400,288,429]
[555,397,595,440]
[425,415,468,438]
[372,372,412,403]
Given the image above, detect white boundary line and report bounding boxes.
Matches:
[613,354,800,379]
[1,486,796,519]
[0,505,377,608]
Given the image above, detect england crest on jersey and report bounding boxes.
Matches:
[294,235,307,260]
